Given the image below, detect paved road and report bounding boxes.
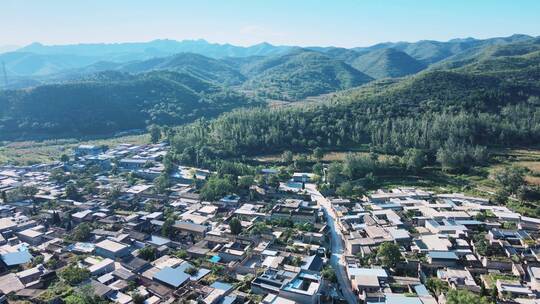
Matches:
[306,184,358,304]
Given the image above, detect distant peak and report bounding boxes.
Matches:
[448,37,476,43]
[26,42,44,47]
[255,42,273,46]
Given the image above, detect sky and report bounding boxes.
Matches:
[2,0,540,48]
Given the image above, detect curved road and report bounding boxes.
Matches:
[307,184,358,304]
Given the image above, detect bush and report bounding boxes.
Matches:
[59,264,90,286]
[185,266,198,276]
[138,246,158,261]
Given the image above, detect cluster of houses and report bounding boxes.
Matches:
[0,144,333,304]
[329,188,540,303]
[1,143,539,304]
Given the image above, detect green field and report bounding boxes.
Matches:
[253,147,540,198]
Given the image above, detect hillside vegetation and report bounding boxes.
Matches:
[242,50,373,100]
[170,39,540,174]
[0,71,257,140]
[1,35,539,141]
[351,48,426,79]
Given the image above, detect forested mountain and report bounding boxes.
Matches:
[17,40,293,59]
[350,48,426,79]
[433,37,540,70]
[0,52,101,76]
[353,34,533,65]
[0,71,258,140]
[242,50,373,100]
[103,53,246,85]
[3,34,532,79]
[170,39,540,172]
[1,34,539,142]
[1,40,293,77]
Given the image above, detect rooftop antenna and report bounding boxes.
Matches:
[1,62,7,89]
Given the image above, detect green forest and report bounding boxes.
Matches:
[170,41,540,174]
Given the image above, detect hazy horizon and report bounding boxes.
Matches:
[2,33,537,54]
[2,0,540,48]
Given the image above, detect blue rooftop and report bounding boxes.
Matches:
[176,262,211,281]
[149,235,171,246]
[385,294,423,304]
[211,281,233,292]
[428,251,459,260]
[1,251,32,266]
[220,296,237,304]
[414,284,430,296]
[153,266,189,288]
[455,220,483,225]
[209,255,221,263]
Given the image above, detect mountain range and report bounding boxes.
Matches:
[0,34,538,141]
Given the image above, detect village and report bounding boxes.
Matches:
[0,142,539,304]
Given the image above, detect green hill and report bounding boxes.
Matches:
[351,48,426,79]
[354,34,533,65]
[116,53,247,85]
[0,71,257,140]
[433,38,540,70]
[242,50,373,101]
[170,41,540,159]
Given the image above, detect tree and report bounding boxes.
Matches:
[60,154,70,162]
[490,286,498,303]
[184,266,198,276]
[175,249,188,259]
[492,188,509,205]
[200,176,235,201]
[131,292,145,304]
[281,150,294,163]
[149,125,161,144]
[436,143,486,173]
[321,266,337,283]
[517,185,540,201]
[161,217,176,238]
[402,148,427,173]
[50,168,69,183]
[312,163,323,176]
[107,185,122,200]
[138,246,158,261]
[446,289,490,304]
[51,211,62,226]
[326,162,343,186]
[69,223,92,241]
[229,217,242,235]
[425,278,448,297]
[163,153,175,174]
[238,175,255,190]
[59,264,91,285]
[312,148,324,161]
[376,242,401,268]
[267,175,280,189]
[494,166,526,194]
[290,256,303,266]
[65,184,80,200]
[8,185,38,201]
[1,191,7,203]
[154,173,171,194]
[45,257,59,269]
[336,181,354,197]
[64,285,108,304]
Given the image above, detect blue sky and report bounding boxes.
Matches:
[2,0,539,47]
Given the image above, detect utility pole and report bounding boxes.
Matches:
[1,62,7,89]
